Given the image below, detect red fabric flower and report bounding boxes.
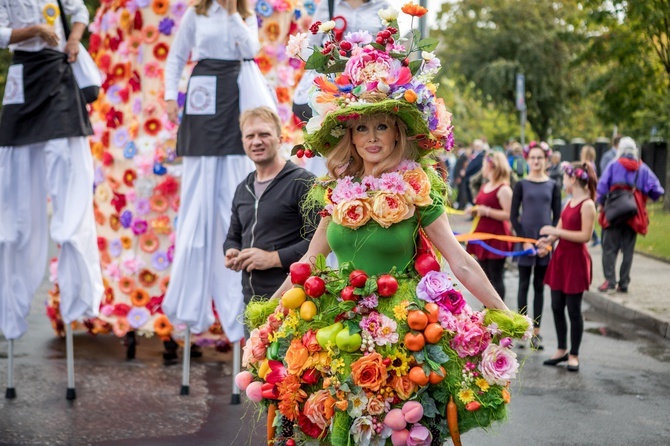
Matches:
[146,295,164,315]
[129,71,141,92]
[111,192,127,213]
[155,175,179,196]
[97,237,107,251]
[89,34,101,54]
[113,303,131,317]
[105,107,124,129]
[153,42,169,61]
[123,169,137,187]
[134,10,143,30]
[144,118,162,136]
[298,413,324,438]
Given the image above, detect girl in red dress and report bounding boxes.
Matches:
[466,151,513,300]
[538,162,597,372]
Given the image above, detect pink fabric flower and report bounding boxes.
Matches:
[479,343,520,385]
[331,176,368,203]
[407,425,432,446]
[450,320,491,358]
[377,172,407,194]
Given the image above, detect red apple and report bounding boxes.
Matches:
[289,262,312,285]
[414,253,440,276]
[377,275,398,297]
[349,270,368,288]
[304,276,326,298]
[341,285,358,301]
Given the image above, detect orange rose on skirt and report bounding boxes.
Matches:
[350,352,388,392]
[303,389,336,430]
[371,192,414,228]
[390,373,418,400]
[403,167,433,207]
[332,198,372,229]
[285,338,310,375]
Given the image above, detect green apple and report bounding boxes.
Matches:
[316,322,343,349]
[335,328,362,353]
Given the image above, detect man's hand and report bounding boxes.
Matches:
[225,248,241,271]
[166,100,179,124]
[235,248,281,272]
[35,24,59,47]
[64,38,80,63]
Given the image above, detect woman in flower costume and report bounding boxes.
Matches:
[236,5,531,445]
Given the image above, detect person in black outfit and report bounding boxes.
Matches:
[463,139,486,206]
[224,107,318,304]
[510,143,561,350]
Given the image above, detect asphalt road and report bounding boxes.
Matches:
[1,245,669,445]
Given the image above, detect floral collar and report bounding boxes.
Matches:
[320,160,432,229]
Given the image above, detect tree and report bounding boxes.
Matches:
[434,0,586,141]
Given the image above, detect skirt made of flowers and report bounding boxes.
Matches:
[241,260,531,446]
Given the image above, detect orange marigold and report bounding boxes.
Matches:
[153,314,173,337]
[277,374,307,421]
[130,289,151,307]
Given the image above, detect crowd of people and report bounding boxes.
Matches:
[0,0,666,443]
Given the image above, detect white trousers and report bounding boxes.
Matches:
[162,155,253,342]
[0,137,104,340]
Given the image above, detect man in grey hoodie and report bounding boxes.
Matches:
[224,107,318,303]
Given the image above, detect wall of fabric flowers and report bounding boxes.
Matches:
[46,0,318,349]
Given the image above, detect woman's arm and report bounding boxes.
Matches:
[270,217,332,299]
[424,213,509,311]
[540,200,595,244]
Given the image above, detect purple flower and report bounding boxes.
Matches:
[106,84,121,104]
[151,251,169,271]
[132,219,148,235]
[167,245,175,263]
[417,271,466,314]
[94,167,105,186]
[135,198,150,216]
[120,210,133,229]
[158,18,175,35]
[112,128,130,148]
[109,239,122,258]
[127,307,151,329]
[358,293,378,309]
[134,0,150,7]
[171,1,187,17]
[177,92,186,108]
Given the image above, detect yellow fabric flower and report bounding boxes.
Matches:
[393,301,410,322]
[458,388,475,404]
[475,378,490,392]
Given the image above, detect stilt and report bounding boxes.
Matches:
[65,324,76,400]
[230,340,241,404]
[180,327,191,395]
[5,339,16,399]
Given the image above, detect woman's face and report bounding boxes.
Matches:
[527,148,546,173]
[351,117,398,174]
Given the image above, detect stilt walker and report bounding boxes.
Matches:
[0,0,104,399]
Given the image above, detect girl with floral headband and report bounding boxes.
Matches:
[239,5,531,445]
[539,162,597,372]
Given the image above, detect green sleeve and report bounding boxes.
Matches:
[418,188,445,228]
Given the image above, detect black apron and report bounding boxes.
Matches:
[0,49,92,147]
[176,59,244,157]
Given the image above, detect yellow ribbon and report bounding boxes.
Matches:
[43,3,59,26]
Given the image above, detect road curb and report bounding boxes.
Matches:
[583,291,669,339]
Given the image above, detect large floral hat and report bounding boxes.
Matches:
[287,3,454,159]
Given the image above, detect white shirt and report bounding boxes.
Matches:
[164,3,260,101]
[0,0,89,51]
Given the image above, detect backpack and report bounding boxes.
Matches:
[512,156,528,179]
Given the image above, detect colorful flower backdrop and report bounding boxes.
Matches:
[46,0,317,344]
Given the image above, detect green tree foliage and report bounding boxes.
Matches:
[434,0,585,141]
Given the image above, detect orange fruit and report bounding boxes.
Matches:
[424,303,440,323]
[404,332,426,352]
[423,323,444,344]
[408,366,430,386]
[429,366,446,384]
[407,310,428,331]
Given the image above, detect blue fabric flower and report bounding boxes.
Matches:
[255,0,274,18]
[124,142,137,159]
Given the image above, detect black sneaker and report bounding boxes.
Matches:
[616,285,628,293]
